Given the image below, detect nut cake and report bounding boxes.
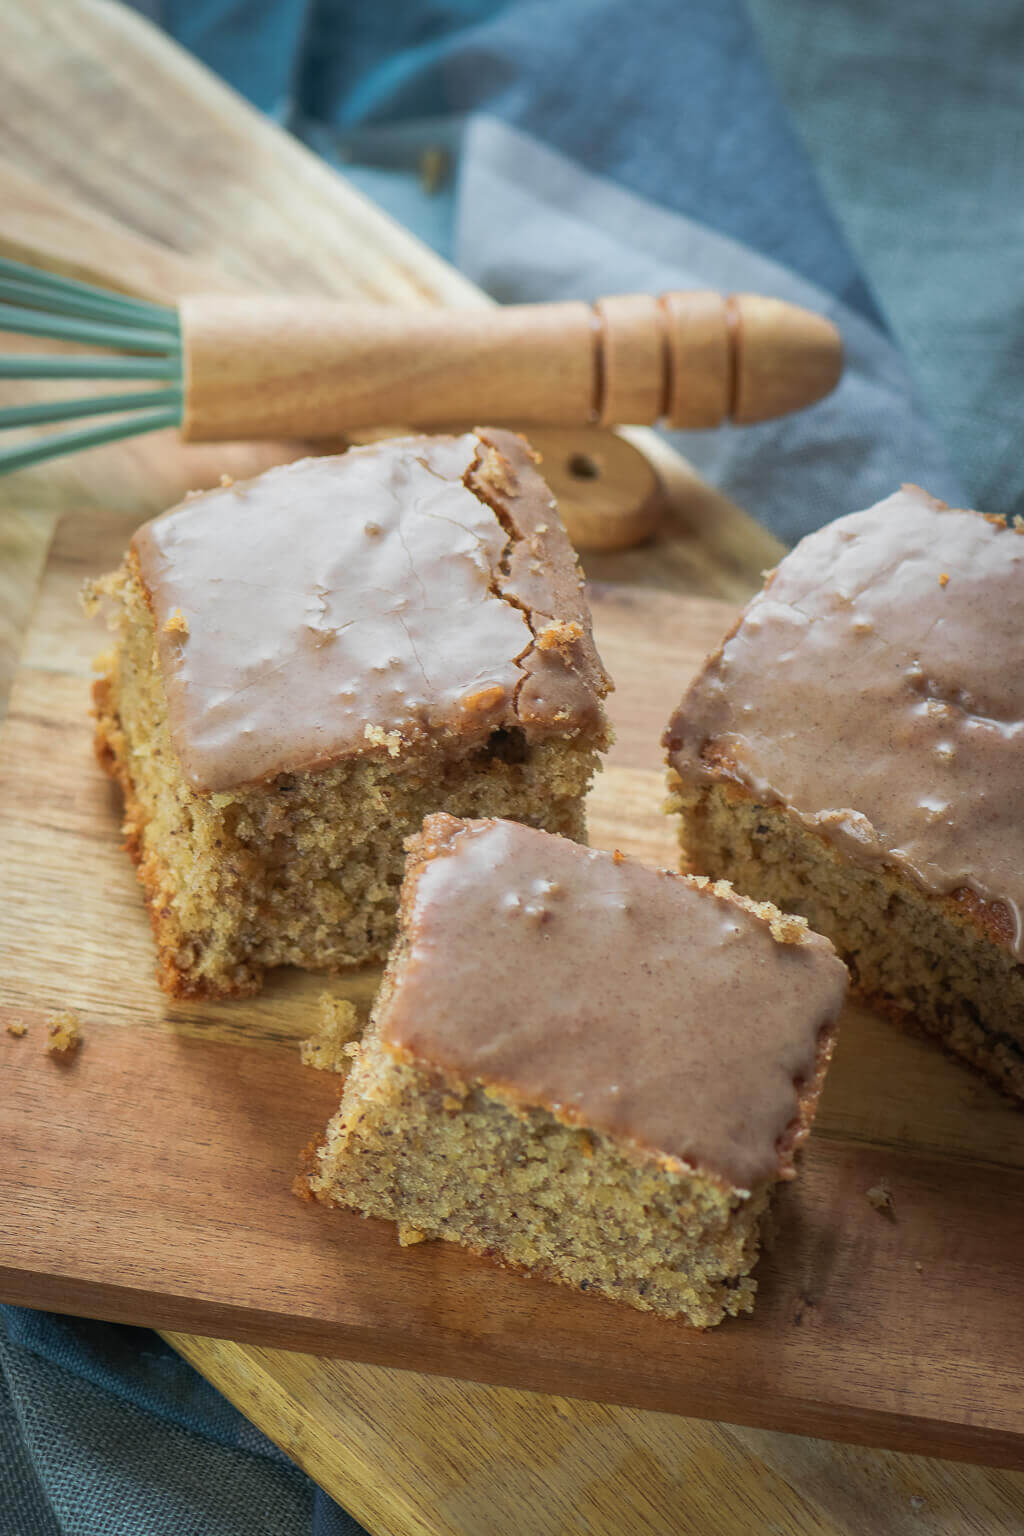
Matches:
[306,815,847,1326]
[91,429,610,997]
[666,485,1024,1099]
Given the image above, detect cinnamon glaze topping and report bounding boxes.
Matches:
[383,816,847,1190]
[667,486,1024,956]
[133,429,608,792]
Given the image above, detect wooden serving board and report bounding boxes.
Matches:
[3,501,1024,1473]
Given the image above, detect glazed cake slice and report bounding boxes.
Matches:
[665,485,1024,1099]
[306,815,847,1326]
[90,429,610,997]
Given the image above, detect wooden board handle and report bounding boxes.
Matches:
[179,291,841,441]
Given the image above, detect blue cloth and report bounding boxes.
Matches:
[7,1,1011,1530]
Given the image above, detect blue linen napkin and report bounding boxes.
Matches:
[6,1,1011,1530]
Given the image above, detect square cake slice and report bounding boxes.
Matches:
[305,815,847,1326]
[90,429,610,997]
[665,485,1024,1099]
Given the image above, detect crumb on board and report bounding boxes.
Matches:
[300,994,361,1073]
[866,1181,895,1217]
[6,1019,27,1038]
[938,572,950,587]
[914,1260,924,1274]
[45,1009,82,1059]
[163,608,190,636]
[397,1223,429,1247]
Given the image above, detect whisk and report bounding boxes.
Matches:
[0,255,843,475]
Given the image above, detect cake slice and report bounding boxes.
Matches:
[665,485,1024,1099]
[89,429,611,998]
[305,815,847,1326]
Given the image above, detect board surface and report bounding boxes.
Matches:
[2,506,1024,1468]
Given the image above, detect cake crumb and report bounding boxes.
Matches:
[45,1010,82,1058]
[397,1222,429,1247]
[938,571,949,587]
[477,443,515,495]
[768,909,810,945]
[914,1260,924,1273]
[460,684,505,714]
[613,849,625,865]
[536,619,584,654]
[363,723,404,757]
[6,1019,26,1038]
[866,1181,895,1217]
[300,994,361,1073]
[219,473,234,488]
[163,608,189,637]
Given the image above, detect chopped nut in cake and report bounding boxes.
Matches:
[305,815,847,1327]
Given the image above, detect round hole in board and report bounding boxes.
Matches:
[567,452,601,481]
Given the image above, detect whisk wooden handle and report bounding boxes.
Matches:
[179,291,841,441]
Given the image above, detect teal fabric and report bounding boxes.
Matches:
[748,0,1024,518]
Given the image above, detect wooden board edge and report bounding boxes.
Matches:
[3,1261,1012,1467]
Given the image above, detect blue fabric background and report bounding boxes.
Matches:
[5,2,1017,1531]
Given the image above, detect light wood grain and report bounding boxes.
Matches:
[178,288,841,439]
[164,1337,1024,1536]
[1,3,1020,1532]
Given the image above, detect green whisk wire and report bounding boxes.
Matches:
[0,407,183,476]
[0,355,182,381]
[0,256,185,472]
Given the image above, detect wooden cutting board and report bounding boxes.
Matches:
[4,490,1024,1472]
[3,4,1024,1533]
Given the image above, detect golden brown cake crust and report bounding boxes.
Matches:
[93,669,257,998]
